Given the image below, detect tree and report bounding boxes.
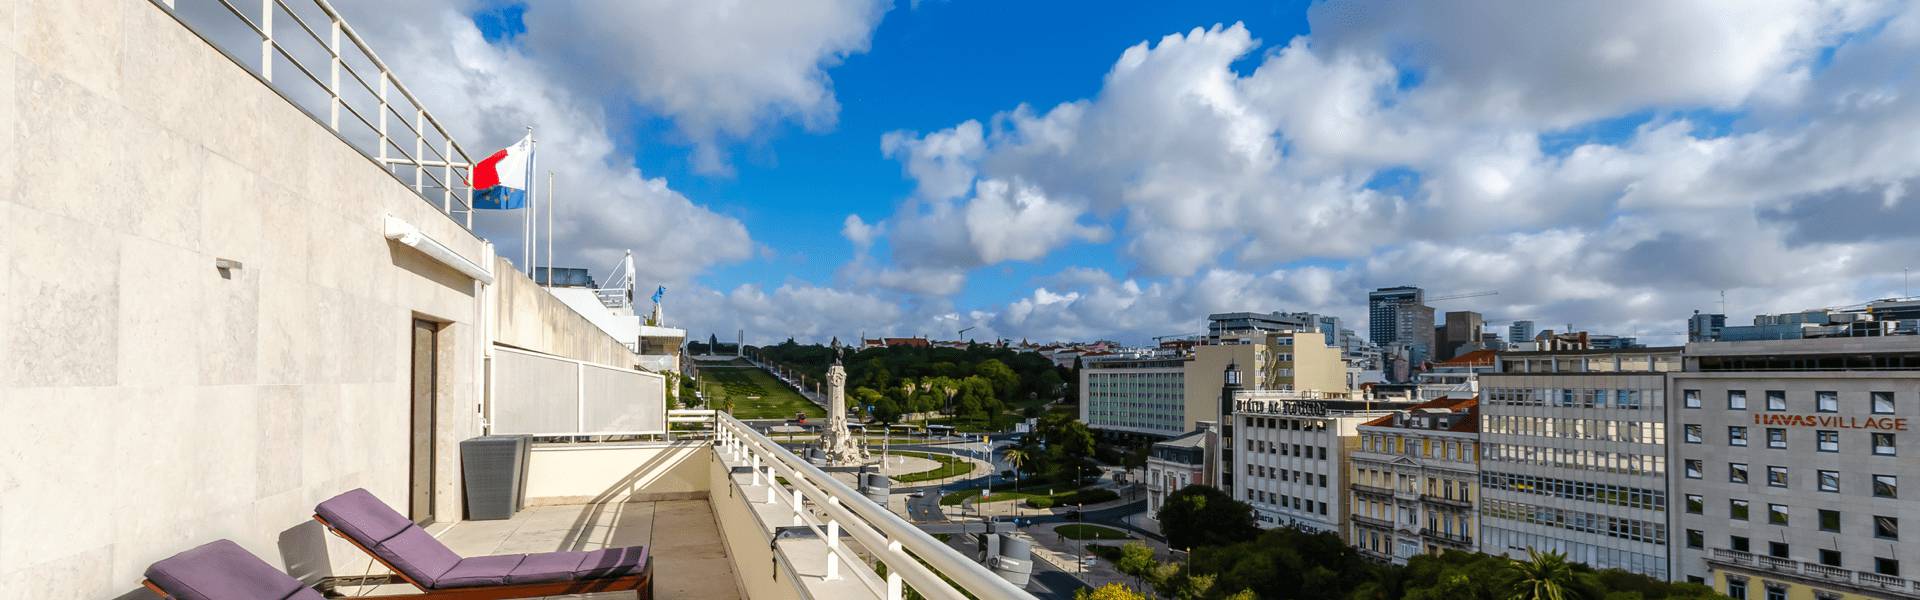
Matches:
[1075,583,1147,600]
[1508,549,1579,600]
[1034,368,1066,401]
[871,395,903,424]
[1156,485,1257,550]
[853,387,883,414]
[1115,542,1159,591]
[1001,447,1029,480]
[975,358,1019,400]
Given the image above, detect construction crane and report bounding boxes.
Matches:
[1429,290,1499,302]
[958,326,976,338]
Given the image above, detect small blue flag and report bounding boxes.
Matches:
[651,285,666,303]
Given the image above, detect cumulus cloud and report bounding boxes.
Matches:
[837,1,1920,345]
[519,0,890,173]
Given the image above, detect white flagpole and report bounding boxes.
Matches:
[524,127,537,279]
[546,170,554,288]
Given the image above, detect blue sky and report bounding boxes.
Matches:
[400,0,1920,345]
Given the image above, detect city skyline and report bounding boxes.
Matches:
[297,0,1920,347]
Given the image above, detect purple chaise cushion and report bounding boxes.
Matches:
[437,554,528,588]
[576,546,649,578]
[506,551,589,584]
[315,488,460,587]
[144,539,324,600]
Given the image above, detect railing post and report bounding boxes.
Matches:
[377,74,390,163]
[791,486,804,526]
[750,454,761,486]
[764,466,777,504]
[259,0,274,82]
[441,137,454,213]
[825,497,842,581]
[413,109,425,192]
[327,20,341,131]
[885,540,904,600]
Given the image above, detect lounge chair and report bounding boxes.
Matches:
[312,488,653,599]
[141,539,325,600]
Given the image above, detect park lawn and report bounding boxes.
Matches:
[1055,524,1130,541]
[702,366,825,420]
[937,480,1101,506]
[890,451,975,483]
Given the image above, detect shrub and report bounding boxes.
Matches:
[1027,497,1055,509]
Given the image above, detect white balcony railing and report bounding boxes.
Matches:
[151,0,479,227]
[1708,547,1920,597]
[710,412,1034,600]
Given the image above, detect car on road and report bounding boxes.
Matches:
[1078,556,1098,567]
[908,490,926,498]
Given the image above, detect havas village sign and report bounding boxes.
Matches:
[1752,413,1910,431]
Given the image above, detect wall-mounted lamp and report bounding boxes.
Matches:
[215,258,244,271]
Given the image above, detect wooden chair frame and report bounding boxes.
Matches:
[311,515,654,600]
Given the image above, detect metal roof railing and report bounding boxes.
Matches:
[151,0,478,228]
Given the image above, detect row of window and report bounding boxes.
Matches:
[1683,425,1897,454]
[1480,472,1666,511]
[1486,387,1657,409]
[1682,389,1896,413]
[1246,438,1329,460]
[1484,415,1664,443]
[1248,489,1330,516]
[1359,433,1477,462]
[1484,443,1666,476]
[1687,497,1901,538]
[1481,498,1667,544]
[1246,464,1329,487]
[1245,417,1331,432]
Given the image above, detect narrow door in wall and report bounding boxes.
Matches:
[409,319,439,524]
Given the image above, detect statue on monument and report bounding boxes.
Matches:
[816,337,869,465]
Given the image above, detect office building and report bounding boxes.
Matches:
[1441,311,1485,360]
[1147,423,1216,520]
[1370,287,1427,346]
[1228,389,1398,536]
[1690,311,1728,342]
[1350,397,1482,563]
[1479,347,1683,579]
[1672,336,1920,599]
[1510,320,1538,346]
[1208,311,1316,343]
[1080,352,1191,437]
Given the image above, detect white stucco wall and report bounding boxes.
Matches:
[0,2,495,596]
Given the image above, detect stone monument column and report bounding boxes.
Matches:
[818,348,869,465]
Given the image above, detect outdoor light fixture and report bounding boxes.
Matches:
[214,258,243,270]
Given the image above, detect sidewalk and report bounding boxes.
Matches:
[1023,522,1165,592]
[947,482,1142,518]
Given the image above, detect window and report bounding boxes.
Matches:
[1685,424,1703,444]
[1729,390,1747,410]
[1874,432,1896,456]
[1730,462,1748,484]
[1766,390,1786,411]
[1765,583,1787,600]
[1814,508,1843,532]
[1878,557,1901,577]
[1877,516,1900,540]
[1727,576,1748,600]
[1685,459,1703,479]
[1769,541,1790,559]
[1874,391,1896,415]
[1766,428,1786,449]
[1685,389,1701,409]
[1767,466,1788,488]
[1768,504,1789,525]
[1686,529,1703,549]
[1731,499,1750,520]
[1817,430,1839,452]
[1686,494,1704,514]
[1728,426,1747,446]
[1817,391,1838,413]
[1875,474,1898,498]
[1732,535,1750,552]
[1819,470,1840,492]
[1819,549,1842,568]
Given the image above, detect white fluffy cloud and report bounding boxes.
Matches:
[836,1,1920,345]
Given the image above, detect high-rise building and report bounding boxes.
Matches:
[1688,311,1727,342]
[1349,397,1481,563]
[1509,320,1537,345]
[1479,347,1683,579]
[1671,336,1920,597]
[1208,311,1316,343]
[1441,311,1485,360]
[1228,389,1398,536]
[1080,352,1190,438]
[1370,287,1426,345]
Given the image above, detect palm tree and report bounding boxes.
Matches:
[1001,446,1030,490]
[1507,548,1578,600]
